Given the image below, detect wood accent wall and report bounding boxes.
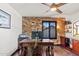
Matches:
[22,17,65,44]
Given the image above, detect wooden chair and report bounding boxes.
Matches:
[46,46,54,56]
[18,43,28,56]
[32,45,43,56]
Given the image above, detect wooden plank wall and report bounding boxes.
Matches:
[22,17,65,44]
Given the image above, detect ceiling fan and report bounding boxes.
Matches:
[41,3,66,14]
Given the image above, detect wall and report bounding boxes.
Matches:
[51,14,74,39]
[65,12,79,40]
[22,17,65,45]
[63,12,79,53]
[68,12,79,55]
[0,4,22,55]
[71,12,79,40]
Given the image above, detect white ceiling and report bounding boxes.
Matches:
[9,3,79,17]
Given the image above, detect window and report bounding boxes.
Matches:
[42,21,57,39]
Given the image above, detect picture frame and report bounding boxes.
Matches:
[0,9,11,29]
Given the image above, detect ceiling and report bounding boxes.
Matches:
[9,3,79,17]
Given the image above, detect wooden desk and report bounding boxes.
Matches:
[19,39,54,56]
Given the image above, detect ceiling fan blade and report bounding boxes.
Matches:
[41,3,50,7]
[56,9,63,14]
[50,3,56,7]
[57,3,66,7]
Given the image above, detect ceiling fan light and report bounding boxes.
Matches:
[51,7,57,11]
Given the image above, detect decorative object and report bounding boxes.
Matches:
[65,24,72,33]
[65,20,72,33]
[73,20,79,36]
[0,9,11,28]
[65,20,72,25]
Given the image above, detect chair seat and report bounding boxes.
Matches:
[32,45,43,56]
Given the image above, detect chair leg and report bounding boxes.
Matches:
[18,47,28,56]
[32,46,43,56]
[46,46,54,56]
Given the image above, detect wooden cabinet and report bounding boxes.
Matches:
[60,36,65,47]
[60,36,71,48]
[72,40,79,55]
[60,37,79,55]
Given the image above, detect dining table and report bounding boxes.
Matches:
[18,39,54,56]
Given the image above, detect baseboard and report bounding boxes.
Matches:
[11,48,19,56]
